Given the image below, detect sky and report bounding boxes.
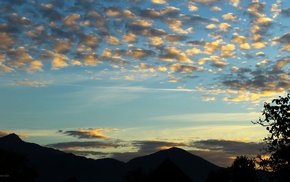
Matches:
[0,0,289,167]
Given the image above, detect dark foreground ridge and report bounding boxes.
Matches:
[0,133,221,182]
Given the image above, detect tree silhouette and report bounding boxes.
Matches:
[254,94,290,181]
[230,155,256,182]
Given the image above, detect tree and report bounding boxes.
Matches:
[230,155,256,182]
[254,94,290,181]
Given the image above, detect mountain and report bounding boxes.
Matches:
[126,147,221,182]
[0,133,126,182]
[0,134,222,182]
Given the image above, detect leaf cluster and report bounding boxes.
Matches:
[254,94,290,180]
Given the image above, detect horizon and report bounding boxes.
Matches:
[0,0,288,167]
[0,132,263,168]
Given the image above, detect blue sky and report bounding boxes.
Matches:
[0,0,289,167]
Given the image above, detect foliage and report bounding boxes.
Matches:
[254,94,290,181]
[230,155,256,182]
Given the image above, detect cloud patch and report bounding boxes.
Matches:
[58,128,118,139]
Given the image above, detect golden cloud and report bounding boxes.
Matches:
[52,56,68,70]
[211,6,222,11]
[158,66,168,72]
[26,60,43,73]
[240,43,251,49]
[221,44,235,52]
[84,54,102,66]
[53,41,71,53]
[131,19,152,27]
[123,32,137,43]
[251,41,267,49]
[127,49,146,59]
[186,47,202,55]
[231,34,247,44]
[178,53,193,63]
[189,5,198,11]
[222,13,238,21]
[281,43,290,51]
[204,40,222,54]
[255,16,272,26]
[150,37,163,46]
[63,14,81,30]
[106,36,121,45]
[205,24,217,29]
[59,128,118,139]
[152,0,166,4]
[0,33,16,49]
[219,22,232,32]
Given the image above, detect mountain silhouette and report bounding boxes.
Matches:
[0,133,126,182]
[126,147,220,182]
[147,158,194,182]
[0,134,221,182]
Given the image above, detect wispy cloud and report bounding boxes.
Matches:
[58,128,118,139]
[151,112,261,122]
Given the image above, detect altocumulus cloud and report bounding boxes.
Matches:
[1,0,290,103]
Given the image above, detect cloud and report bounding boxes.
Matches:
[47,140,123,150]
[170,64,202,73]
[240,43,251,50]
[14,79,51,87]
[247,2,265,16]
[7,47,33,69]
[106,35,121,45]
[211,6,222,11]
[127,48,156,59]
[51,54,69,70]
[281,8,290,17]
[189,139,265,167]
[205,23,217,29]
[222,13,238,21]
[63,14,81,30]
[0,131,11,138]
[203,39,222,54]
[0,33,17,50]
[123,32,137,43]
[219,22,231,32]
[188,5,198,12]
[151,0,167,4]
[58,128,118,139]
[111,138,265,167]
[133,140,189,153]
[272,32,290,51]
[231,33,247,44]
[0,131,28,138]
[251,41,267,49]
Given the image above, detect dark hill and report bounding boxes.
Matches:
[0,133,125,182]
[0,134,222,182]
[126,147,221,182]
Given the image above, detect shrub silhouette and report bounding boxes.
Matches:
[230,155,256,182]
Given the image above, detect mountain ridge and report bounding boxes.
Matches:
[0,133,221,182]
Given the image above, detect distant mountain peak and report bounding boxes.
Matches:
[0,133,23,142]
[164,147,185,152]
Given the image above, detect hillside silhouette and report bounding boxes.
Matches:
[0,133,222,182]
